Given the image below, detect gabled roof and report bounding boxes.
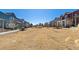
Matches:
[0,11,4,14]
[5,12,17,18]
[73,10,79,14]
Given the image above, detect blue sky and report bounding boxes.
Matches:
[0,9,77,25]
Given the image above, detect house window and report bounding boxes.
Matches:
[10,17,14,20]
[65,15,67,19]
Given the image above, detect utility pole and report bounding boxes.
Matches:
[2,19,4,32]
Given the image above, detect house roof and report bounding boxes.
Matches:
[5,13,17,18]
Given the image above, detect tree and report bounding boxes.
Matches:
[30,23,33,27]
[38,23,43,26]
[44,22,49,27]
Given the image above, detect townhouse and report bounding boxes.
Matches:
[52,10,79,28]
[0,11,29,30]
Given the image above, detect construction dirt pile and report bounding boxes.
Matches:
[0,27,79,50]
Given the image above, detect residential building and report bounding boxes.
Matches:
[0,11,30,30]
[51,10,79,28]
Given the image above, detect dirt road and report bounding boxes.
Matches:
[0,27,79,50]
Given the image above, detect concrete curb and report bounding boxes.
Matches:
[0,29,19,35]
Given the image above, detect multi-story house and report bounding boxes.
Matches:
[0,11,30,30]
[52,10,79,28]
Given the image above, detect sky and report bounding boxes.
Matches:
[0,9,77,25]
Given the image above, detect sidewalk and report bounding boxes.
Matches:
[0,29,19,35]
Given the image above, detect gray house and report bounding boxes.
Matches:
[0,11,30,30]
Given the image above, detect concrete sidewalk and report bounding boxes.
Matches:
[0,29,19,35]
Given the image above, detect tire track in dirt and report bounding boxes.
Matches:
[0,27,79,49]
[45,28,73,50]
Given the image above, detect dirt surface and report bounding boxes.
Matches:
[0,27,79,50]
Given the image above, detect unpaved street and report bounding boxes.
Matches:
[0,27,79,50]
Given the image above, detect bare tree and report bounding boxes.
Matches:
[44,22,49,27]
